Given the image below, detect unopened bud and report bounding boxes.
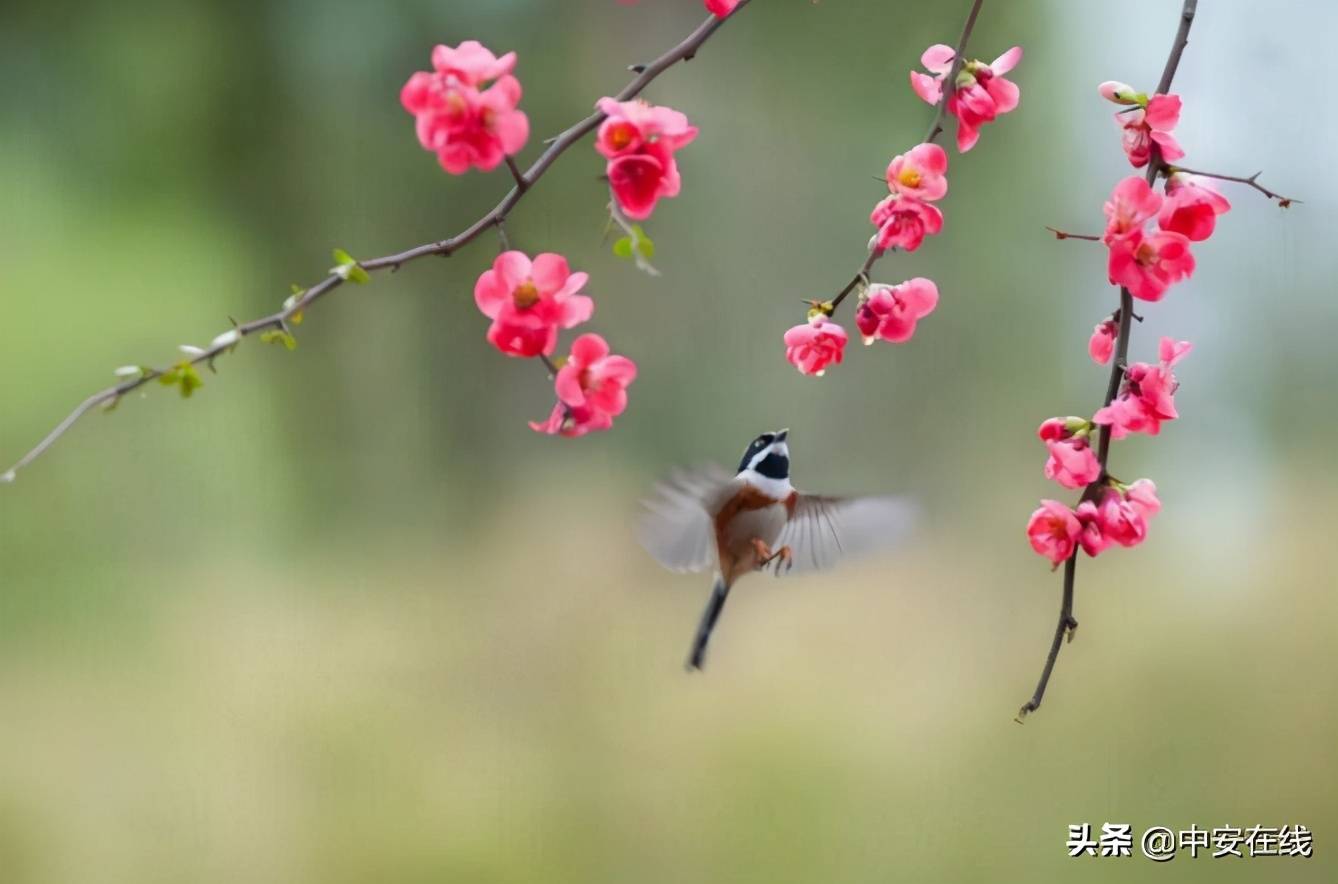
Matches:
[1098,80,1145,106]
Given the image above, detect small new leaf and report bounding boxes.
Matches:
[332,248,371,284]
[260,329,298,351]
[159,361,204,398]
[610,222,660,276]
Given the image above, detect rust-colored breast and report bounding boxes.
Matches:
[713,486,794,585]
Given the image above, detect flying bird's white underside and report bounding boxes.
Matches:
[639,465,918,576]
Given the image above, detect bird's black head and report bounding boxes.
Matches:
[737,428,790,479]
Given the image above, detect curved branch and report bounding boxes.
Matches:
[1018,0,1198,721]
[827,0,985,312]
[1,3,751,484]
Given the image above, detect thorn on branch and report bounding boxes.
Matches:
[1045,226,1101,242]
[628,63,647,73]
[505,155,529,192]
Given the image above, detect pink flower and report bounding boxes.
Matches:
[529,401,609,438]
[870,195,943,252]
[1095,487,1149,548]
[855,278,939,344]
[1074,501,1108,557]
[1125,478,1162,518]
[1043,438,1101,490]
[1035,416,1100,490]
[1102,175,1163,244]
[1027,499,1080,566]
[1117,93,1184,168]
[885,143,949,201]
[784,315,848,376]
[910,44,1022,152]
[595,97,697,220]
[1159,173,1231,242]
[704,0,741,16]
[1089,318,1118,365]
[474,251,594,357]
[401,43,530,175]
[428,41,516,86]
[530,333,637,438]
[1093,337,1192,438]
[1107,229,1195,301]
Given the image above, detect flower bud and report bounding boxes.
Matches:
[210,329,241,350]
[1098,80,1145,105]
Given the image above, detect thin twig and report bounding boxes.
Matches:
[827,0,985,312]
[0,3,751,483]
[1167,165,1298,207]
[1044,226,1101,242]
[1018,0,1198,721]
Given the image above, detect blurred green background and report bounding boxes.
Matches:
[2,0,1335,881]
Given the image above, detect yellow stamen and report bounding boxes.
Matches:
[513,280,540,308]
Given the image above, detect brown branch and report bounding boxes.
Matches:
[827,0,985,313]
[1045,226,1101,242]
[1167,165,1298,207]
[1018,0,1198,721]
[0,3,751,483]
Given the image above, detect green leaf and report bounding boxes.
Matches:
[159,362,203,398]
[612,237,633,259]
[636,235,655,259]
[332,248,371,284]
[177,363,203,398]
[260,329,298,350]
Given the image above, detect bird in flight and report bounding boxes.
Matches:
[639,429,917,670]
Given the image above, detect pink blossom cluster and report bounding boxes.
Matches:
[475,251,636,437]
[401,41,530,174]
[911,45,1023,152]
[595,97,698,221]
[1028,479,1162,566]
[1026,78,1231,565]
[1102,174,1228,302]
[783,40,1022,377]
[401,39,647,438]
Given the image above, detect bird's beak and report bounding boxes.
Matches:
[775,428,789,441]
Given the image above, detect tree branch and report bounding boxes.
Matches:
[1044,226,1101,242]
[827,0,984,313]
[1018,0,1198,721]
[0,3,751,484]
[1167,165,1298,207]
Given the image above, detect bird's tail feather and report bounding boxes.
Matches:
[686,577,730,671]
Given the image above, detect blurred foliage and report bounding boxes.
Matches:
[0,0,1335,881]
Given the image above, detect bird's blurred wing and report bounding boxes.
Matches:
[638,464,734,574]
[775,494,918,575]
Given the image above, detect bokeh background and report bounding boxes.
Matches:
[2,0,1335,881]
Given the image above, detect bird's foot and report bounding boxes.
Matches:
[752,541,791,575]
[750,537,774,567]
